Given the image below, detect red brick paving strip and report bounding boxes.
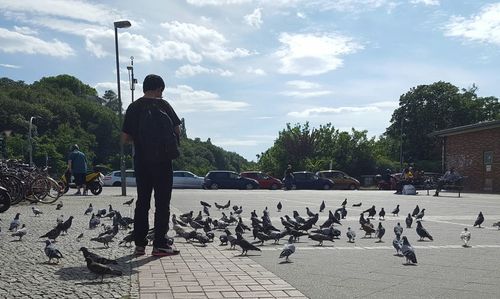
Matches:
[135,243,308,299]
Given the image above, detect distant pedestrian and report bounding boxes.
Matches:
[283,164,294,190]
[67,144,87,196]
[122,74,181,257]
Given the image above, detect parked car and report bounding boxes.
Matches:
[316,170,360,190]
[286,171,334,190]
[203,171,260,190]
[173,171,204,189]
[103,170,136,187]
[240,171,283,190]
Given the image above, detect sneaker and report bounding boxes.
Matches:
[152,245,180,257]
[134,246,146,256]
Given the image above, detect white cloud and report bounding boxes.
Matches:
[186,0,252,5]
[286,80,321,89]
[175,64,233,78]
[0,63,21,69]
[296,12,306,19]
[0,27,74,57]
[281,90,332,98]
[244,8,263,28]
[275,32,362,76]
[167,85,249,112]
[246,67,267,75]
[410,0,439,6]
[288,101,397,117]
[444,3,500,46]
[161,21,253,61]
[13,26,37,35]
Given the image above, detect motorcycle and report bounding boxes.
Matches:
[59,170,104,195]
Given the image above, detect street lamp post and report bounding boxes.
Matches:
[127,56,137,169]
[399,117,404,170]
[114,20,131,196]
[28,116,41,167]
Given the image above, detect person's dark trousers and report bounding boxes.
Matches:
[435,180,447,195]
[133,159,173,248]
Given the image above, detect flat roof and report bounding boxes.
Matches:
[429,119,500,137]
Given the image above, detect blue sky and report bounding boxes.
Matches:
[1,0,499,161]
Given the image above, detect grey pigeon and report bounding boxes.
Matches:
[405,214,413,228]
[119,234,134,247]
[341,198,347,207]
[473,212,484,228]
[44,240,63,263]
[492,221,500,230]
[61,216,74,234]
[416,221,433,241]
[89,214,100,229]
[200,201,211,208]
[391,205,400,216]
[376,222,385,242]
[123,198,134,206]
[352,202,362,207]
[90,234,115,248]
[363,205,376,219]
[11,224,27,240]
[279,236,296,262]
[306,207,315,217]
[308,233,334,246]
[378,208,386,220]
[32,207,43,216]
[236,233,261,255]
[40,223,63,241]
[393,234,402,255]
[362,222,376,238]
[9,213,21,231]
[84,203,93,215]
[394,223,403,236]
[203,205,210,216]
[85,257,122,282]
[415,208,425,221]
[460,228,471,247]
[346,227,356,243]
[56,202,63,210]
[277,201,282,212]
[76,233,84,241]
[401,236,417,264]
[319,200,326,212]
[80,247,117,264]
[411,205,420,218]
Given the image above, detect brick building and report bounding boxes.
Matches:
[431,120,500,193]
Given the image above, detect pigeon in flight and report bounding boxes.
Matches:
[401,236,417,264]
[411,205,420,218]
[11,224,27,240]
[346,227,356,243]
[277,201,282,212]
[84,203,93,215]
[416,221,433,241]
[391,205,400,217]
[85,257,122,282]
[473,212,484,228]
[460,228,471,247]
[279,236,296,262]
[319,200,326,212]
[44,240,63,264]
[32,207,43,217]
[123,198,135,206]
[405,214,413,228]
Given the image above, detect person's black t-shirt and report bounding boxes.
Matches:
[122,97,181,160]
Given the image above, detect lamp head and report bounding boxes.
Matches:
[114,20,131,28]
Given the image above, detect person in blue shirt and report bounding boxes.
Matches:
[67,144,87,196]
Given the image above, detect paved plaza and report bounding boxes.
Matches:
[1,187,499,299]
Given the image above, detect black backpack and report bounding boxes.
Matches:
[137,100,180,162]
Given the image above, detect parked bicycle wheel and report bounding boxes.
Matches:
[0,186,11,213]
[0,174,24,205]
[38,177,63,204]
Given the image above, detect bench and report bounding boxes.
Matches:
[426,177,465,197]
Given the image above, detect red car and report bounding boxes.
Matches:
[240,171,283,190]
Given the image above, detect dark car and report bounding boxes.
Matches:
[240,171,283,190]
[316,170,360,190]
[203,171,260,190]
[286,171,334,190]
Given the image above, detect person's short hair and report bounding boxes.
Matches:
[143,74,165,93]
[71,144,79,151]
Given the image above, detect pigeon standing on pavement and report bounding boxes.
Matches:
[473,212,484,228]
[376,222,385,242]
[235,233,262,255]
[393,234,402,256]
[405,214,413,228]
[90,234,115,248]
[40,223,63,241]
[346,227,356,243]
[493,221,500,230]
[319,200,326,212]
[123,198,135,206]
[379,208,386,220]
[341,198,347,207]
[84,203,93,215]
[32,207,43,216]
[401,236,417,264]
[394,223,403,237]
[85,257,122,282]
[76,233,84,241]
[415,209,426,221]
[411,205,420,218]
[279,236,296,262]
[11,224,27,240]
[363,205,376,219]
[460,228,471,247]
[44,240,63,264]
[203,205,210,217]
[60,216,74,234]
[89,214,100,229]
[277,201,282,212]
[352,202,362,207]
[9,213,21,231]
[392,205,400,217]
[80,247,118,264]
[416,221,433,241]
[56,202,63,210]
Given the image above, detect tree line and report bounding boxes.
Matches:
[1,75,498,179]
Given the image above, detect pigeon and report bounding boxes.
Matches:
[215,200,231,210]
[32,207,43,216]
[405,214,413,228]
[85,257,122,282]
[76,233,84,241]
[194,211,203,222]
[411,205,420,218]
[119,234,134,247]
[40,223,63,241]
[44,240,63,263]
[194,233,210,246]
[493,221,500,230]
[363,206,376,219]
[56,214,64,224]
[416,221,433,241]
[279,236,296,262]
[235,233,261,255]
[394,223,403,236]
[89,214,100,229]
[203,205,210,216]
[308,233,334,246]
[277,201,282,212]
[9,213,21,231]
[306,207,315,217]
[391,205,400,217]
[341,198,347,207]
[84,204,93,215]
[346,227,356,243]
[286,228,308,242]
[352,202,362,207]
[362,223,376,238]
[11,224,27,240]
[378,208,386,220]
[172,214,188,227]
[298,214,319,231]
[473,212,484,228]
[80,247,117,265]
[97,209,107,217]
[60,216,74,234]
[415,209,425,221]
[401,236,417,264]
[234,206,243,215]
[319,200,326,212]
[90,234,115,248]
[460,228,471,247]
[359,213,367,228]
[56,202,63,210]
[123,198,134,206]
[200,201,211,208]
[376,222,385,242]
[393,234,403,255]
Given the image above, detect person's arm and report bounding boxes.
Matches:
[67,160,72,171]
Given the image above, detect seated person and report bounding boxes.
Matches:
[433,167,462,196]
[395,168,413,194]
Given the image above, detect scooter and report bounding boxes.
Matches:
[59,170,104,195]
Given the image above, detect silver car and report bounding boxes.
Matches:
[173,171,204,189]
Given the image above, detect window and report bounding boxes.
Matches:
[173,172,183,177]
[114,172,121,177]
[229,172,239,179]
[126,171,135,178]
[484,151,493,165]
[185,172,194,177]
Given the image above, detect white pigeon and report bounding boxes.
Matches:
[346,227,356,243]
[279,236,296,262]
[460,228,471,247]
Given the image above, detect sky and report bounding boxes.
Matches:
[1,0,500,161]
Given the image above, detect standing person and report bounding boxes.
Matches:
[122,74,181,257]
[283,164,294,190]
[67,144,87,196]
